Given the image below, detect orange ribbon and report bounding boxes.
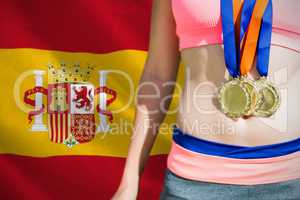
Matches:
[239,0,269,76]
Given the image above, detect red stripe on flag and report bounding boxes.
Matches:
[60,113,63,143]
[50,114,54,142]
[55,113,58,143]
[0,0,152,53]
[65,113,68,140]
[0,154,167,200]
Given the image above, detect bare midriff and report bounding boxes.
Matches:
[176,43,300,146]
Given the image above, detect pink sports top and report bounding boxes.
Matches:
[171,0,300,50]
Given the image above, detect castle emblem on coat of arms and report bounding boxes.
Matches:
[23,63,117,147]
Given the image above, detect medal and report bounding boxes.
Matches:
[240,76,263,116]
[254,77,280,117]
[254,0,280,117]
[240,0,280,117]
[237,0,271,116]
[219,0,268,118]
[218,77,252,118]
[219,0,251,118]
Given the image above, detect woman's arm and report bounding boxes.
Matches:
[112,0,180,199]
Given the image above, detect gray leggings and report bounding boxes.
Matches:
[160,170,300,200]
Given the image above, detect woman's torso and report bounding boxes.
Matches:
[172,0,300,146]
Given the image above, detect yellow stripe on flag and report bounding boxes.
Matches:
[0,48,183,157]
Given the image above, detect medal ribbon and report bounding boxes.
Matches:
[240,0,256,42]
[221,0,271,77]
[239,0,270,76]
[221,0,242,78]
[240,0,272,77]
[256,0,273,76]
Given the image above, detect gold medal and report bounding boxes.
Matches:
[219,0,271,119]
[218,78,252,119]
[240,76,263,116]
[254,77,280,117]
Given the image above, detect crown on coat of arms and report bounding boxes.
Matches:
[48,63,94,84]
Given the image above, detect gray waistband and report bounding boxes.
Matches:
[160,169,300,200]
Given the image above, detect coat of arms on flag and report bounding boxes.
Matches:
[23,63,117,147]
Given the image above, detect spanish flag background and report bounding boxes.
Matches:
[0,1,182,199]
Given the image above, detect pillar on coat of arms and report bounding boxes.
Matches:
[30,70,48,132]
